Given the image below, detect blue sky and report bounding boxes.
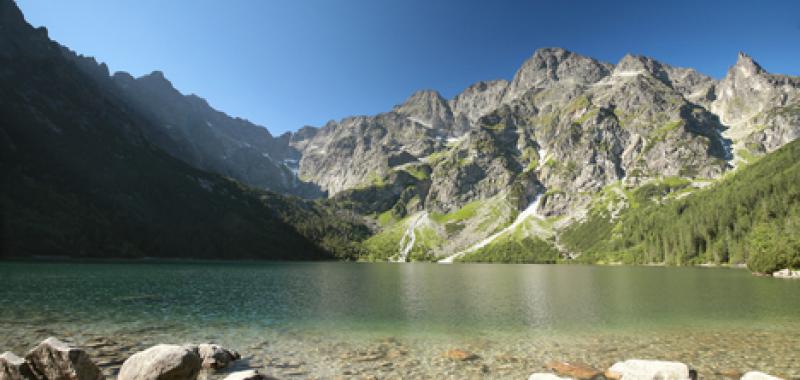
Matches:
[16,0,800,135]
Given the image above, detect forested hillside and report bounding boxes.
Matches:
[561,139,800,273]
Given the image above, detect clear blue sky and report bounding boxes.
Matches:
[16,0,800,135]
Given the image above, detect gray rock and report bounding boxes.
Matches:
[1,351,35,380]
[118,344,201,380]
[196,344,240,370]
[24,337,103,380]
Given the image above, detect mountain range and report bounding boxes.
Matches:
[1,0,798,270]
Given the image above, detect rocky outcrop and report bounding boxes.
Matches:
[24,337,103,380]
[195,344,240,370]
[0,352,35,380]
[117,344,201,380]
[607,359,693,380]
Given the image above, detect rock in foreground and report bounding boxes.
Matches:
[741,371,784,380]
[546,360,603,379]
[528,373,572,380]
[25,337,103,380]
[443,349,479,361]
[222,370,276,380]
[772,269,800,279]
[607,359,693,380]
[195,344,240,369]
[118,344,201,380]
[1,352,35,380]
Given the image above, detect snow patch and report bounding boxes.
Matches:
[408,116,433,129]
[439,194,545,263]
[392,212,427,263]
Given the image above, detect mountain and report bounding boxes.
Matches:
[0,0,365,260]
[289,48,799,262]
[711,52,800,165]
[3,0,798,265]
[60,50,324,198]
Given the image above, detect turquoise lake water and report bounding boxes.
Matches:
[1,262,799,378]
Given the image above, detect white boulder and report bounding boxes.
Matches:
[118,344,201,380]
[741,371,784,380]
[607,359,691,380]
[223,370,276,380]
[772,269,800,279]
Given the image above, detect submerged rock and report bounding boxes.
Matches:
[118,344,201,380]
[528,373,572,380]
[547,360,603,379]
[607,360,693,380]
[741,372,784,380]
[25,337,103,380]
[443,349,479,361]
[195,344,240,369]
[1,352,35,380]
[222,370,276,380]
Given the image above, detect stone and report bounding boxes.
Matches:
[741,372,784,380]
[547,361,603,379]
[528,373,572,380]
[222,370,276,380]
[772,269,800,279]
[443,349,479,361]
[714,369,742,378]
[117,344,201,380]
[608,360,691,380]
[196,344,240,369]
[25,337,103,380]
[1,352,35,380]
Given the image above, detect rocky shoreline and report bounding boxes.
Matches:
[0,337,790,380]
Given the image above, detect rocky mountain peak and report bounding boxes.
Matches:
[614,54,664,75]
[730,52,765,78]
[393,89,453,129]
[449,79,509,124]
[137,70,176,91]
[504,47,612,102]
[395,90,447,111]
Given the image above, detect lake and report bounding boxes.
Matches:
[1,261,799,378]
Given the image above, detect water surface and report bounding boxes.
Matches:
[1,262,798,378]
